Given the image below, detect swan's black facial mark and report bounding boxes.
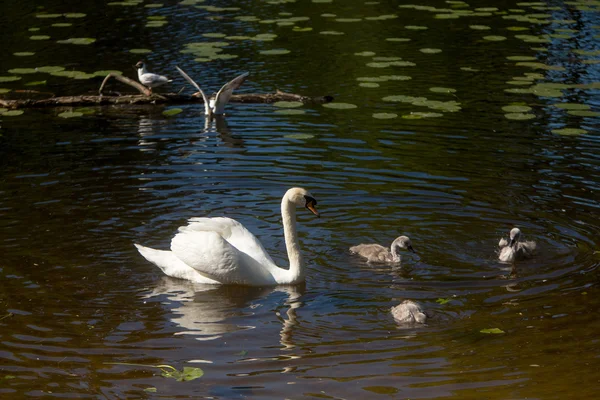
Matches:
[304,195,319,217]
[407,244,416,253]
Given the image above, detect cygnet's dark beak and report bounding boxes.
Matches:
[408,245,416,253]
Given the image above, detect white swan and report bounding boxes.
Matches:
[135,61,172,92]
[176,66,248,117]
[391,300,427,324]
[134,187,319,286]
[349,235,415,263]
[498,227,536,262]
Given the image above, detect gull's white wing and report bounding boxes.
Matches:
[212,72,249,115]
[183,217,277,268]
[176,66,211,116]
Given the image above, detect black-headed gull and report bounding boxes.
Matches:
[135,61,172,92]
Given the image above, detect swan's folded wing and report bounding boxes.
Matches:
[184,217,277,267]
[171,229,273,285]
[212,72,249,114]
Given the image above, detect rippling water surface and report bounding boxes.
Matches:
[1,0,599,398]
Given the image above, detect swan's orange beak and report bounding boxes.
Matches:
[306,201,319,217]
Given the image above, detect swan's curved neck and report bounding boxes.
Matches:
[281,196,304,283]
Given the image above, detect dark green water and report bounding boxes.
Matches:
[1,0,599,398]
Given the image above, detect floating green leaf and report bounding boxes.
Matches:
[420,48,442,54]
[386,38,411,42]
[36,66,65,73]
[36,13,62,18]
[284,133,314,139]
[64,13,86,18]
[372,113,397,119]
[552,103,590,110]
[0,76,21,82]
[430,87,456,94]
[92,70,123,77]
[480,328,505,334]
[14,52,35,56]
[0,89,11,94]
[8,68,38,74]
[335,18,362,23]
[483,35,507,41]
[74,107,96,115]
[163,108,183,117]
[405,25,428,30]
[436,298,451,305]
[25,80,47,86]
[567,110,600,117]
[469,25,491,30]
[30,35,51,40]
[129,48,152,54]
[276,109,306,115]
[52,23,73,27]
[319,31,345,35]
[143,387,158,393]
[502,105,532,113]
[322,102,357,109]
[260,49,290,55]
[273,101,303,108]
[57,38,96,45]
[1,110,24,116]
[504,112,535,120]
[355,51,376,57]
[58,111,84,118]
[359,82,379,88]
[552,128,587,136]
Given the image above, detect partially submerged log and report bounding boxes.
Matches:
[0,71,334,110]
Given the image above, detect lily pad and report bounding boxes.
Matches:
[430,87,456,94]
[57,38,96,45]
[359,82,380,88]
[163,108,183,117]
[420,48,442,54]
[36,66,65,73]
[273,101,303,108]
[14,52,35,56]
[30,35,51,40]
[52,23,73,27]
[504,112,535,120]
[386,38,411,42]
[469,25,491,30]
[480,328,505,334]
[58,111,84,118]
[276,109,306,115]
[0,76,21,82]
[259,49,290,55]
[405,25,428,30]
[502,105,532,113]
[0,88,11,93]
[483,35,507,41]
[507,55,537,61]
[129,48,152,54]
[8,68,38,74]
[436,298,451,305]
[36,13,62,18]
[335,18,362,23]
[553,103,590,110]
[161,366,204,382]
[322,102,357,109]
[372,113,397,119]
[320,31,345,35]
[1,110,24,117]
[284,133,314,139]
[355,51,376,56]
[552,128,587,136]
[64,13,87,18]
[74,107,96,115]
[567,110,600,117]
[25,80,47,86]
[92,70,123,77]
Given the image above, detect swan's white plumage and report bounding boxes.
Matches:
[391,300,427,324]
[135,187,318,286]
[498,227,536,262]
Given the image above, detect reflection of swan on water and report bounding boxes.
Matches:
[498,227,536,263]
[145,277,303,343]
[135,187,320,286]
[350,236,415,264]
[176,66,248,118]
[391,300,427,324]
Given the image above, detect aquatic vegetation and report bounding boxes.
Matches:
[322,102,358,109]
[58,111,84,118]
[552,128,587,136]
[259,49,291,55]
[273,101,303,108]
[163,108,183,117]
[372,113,397,119]
[56,38,96,45]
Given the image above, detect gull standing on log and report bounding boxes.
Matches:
[176,66,249,118]
[135,61,172,93]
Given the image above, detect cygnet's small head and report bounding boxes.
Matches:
[509,227,522,247]
[285,187,319,217]
[392,235,416,254]
[134,61,145,70]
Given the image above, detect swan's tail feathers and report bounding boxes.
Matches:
[134,243,220,283]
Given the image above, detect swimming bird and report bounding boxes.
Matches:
[134,187,319,286]
[135,61,172,93]
[350,236,415,263]
[176,65,248,117]
[498,227,536,262]
[391,300,427,324]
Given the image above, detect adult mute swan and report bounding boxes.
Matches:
[391,300,427,324]
[176,66,248,117]
[135,187,319,286]
[350,236,415,263]
[498,227,536,262]
[135,61,171,92]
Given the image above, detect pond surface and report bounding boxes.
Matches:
[1,0,600,398]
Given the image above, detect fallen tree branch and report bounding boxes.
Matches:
[99,73,151,96]
[0,91,334,109]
